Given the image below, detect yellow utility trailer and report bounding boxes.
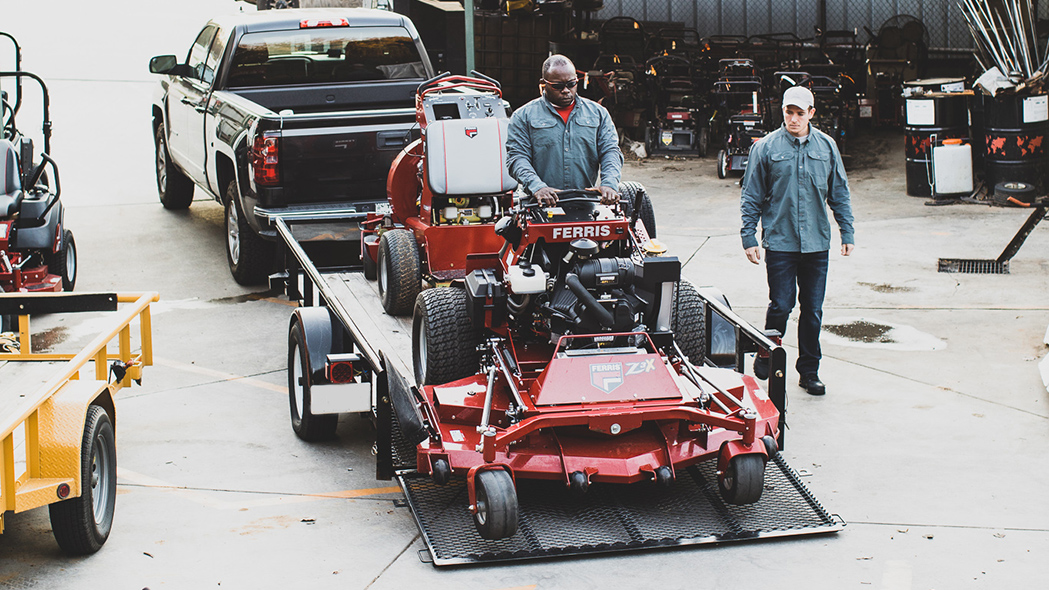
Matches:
[0,292,157,554]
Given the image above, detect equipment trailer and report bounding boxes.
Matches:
[0,292,157,554]
[274,217,843,566]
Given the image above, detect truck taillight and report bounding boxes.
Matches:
[252,133,280,186]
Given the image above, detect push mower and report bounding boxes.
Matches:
[395,186,781,540]
[712,59,769,178]
[1,67,76,302]
[643,53,710,156]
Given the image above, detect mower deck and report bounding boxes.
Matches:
[397,453,843,566]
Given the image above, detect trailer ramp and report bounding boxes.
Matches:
[397,454,843,566]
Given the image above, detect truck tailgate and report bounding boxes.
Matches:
[279,110,416,204]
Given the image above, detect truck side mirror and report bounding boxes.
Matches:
[149,55,179,74]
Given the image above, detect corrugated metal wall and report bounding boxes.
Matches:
[591,0,1047,49]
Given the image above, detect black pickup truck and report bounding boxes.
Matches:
[149,8,433,284]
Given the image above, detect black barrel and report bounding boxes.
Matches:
[981,93,1049,193]
[904,93,969,196]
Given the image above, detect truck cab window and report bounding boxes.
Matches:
[228,27,426,88]
[186,25,218,83]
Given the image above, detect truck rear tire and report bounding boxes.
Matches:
[155,122,194,210]
[377,229,421,316]
[225,181,274,286]
[48,229,77,292]
[413,287,480,386]
[672,278,706,364]
[49,405,116,555]
[289,321,339,441]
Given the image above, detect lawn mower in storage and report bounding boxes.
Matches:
[643,53,710,156]
[584,54,649,133]
[1,68,76,303]
[712,59,769,178]
[360,72,516,316]
[398,187,783,540]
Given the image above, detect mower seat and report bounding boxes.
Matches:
[425,118,516,195]
[0,139,23,218]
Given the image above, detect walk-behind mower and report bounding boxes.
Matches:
[398,188,782,540]
[1,67,76,301]
[360,72,516,316]
[643,53,709,156]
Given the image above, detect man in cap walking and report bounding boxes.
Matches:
[740,85,855,395]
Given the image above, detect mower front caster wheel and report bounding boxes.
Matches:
[473,470,518,540]
[718,453,766,505]
[654,465,674,487]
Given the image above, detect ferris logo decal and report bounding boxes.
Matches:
[552,225,612,240]
[590,362,623,394]
[465,127,478,138]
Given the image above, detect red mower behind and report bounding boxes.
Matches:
[361,72,516,315]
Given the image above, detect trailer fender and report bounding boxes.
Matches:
[37,381,115,499]
[291,306,336,382]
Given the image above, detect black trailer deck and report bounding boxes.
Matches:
[275,218,844,567]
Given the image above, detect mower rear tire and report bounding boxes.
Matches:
[413,287,480,385]
[225,182,274,286]
[619,181,657,238]
[377,229,421,316]
[288,321,338,441]
[717,149,728,179]
[718,453,765,505]
[49,229,77,292]
[672,278,706,364]
[697,126,709,157]
[155,122,194,210]
[49,405,116,555]
[473,469,518,540]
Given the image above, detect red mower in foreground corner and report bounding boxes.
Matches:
[396,188,782,541]
[1,66,76,312]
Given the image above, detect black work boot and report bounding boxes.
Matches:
[799,373,825,396]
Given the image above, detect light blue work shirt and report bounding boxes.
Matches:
[740,124,855,252]
[506,95,623,194]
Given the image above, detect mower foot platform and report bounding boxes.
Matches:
[397,455,844,566]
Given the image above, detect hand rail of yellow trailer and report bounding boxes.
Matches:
[0,292,159,439]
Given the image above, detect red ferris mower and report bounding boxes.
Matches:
[393,187,781,540]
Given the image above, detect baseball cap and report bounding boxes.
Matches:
[783,86,814,110]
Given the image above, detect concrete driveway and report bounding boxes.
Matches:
[1,1,1046,588]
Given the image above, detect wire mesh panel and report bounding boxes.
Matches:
[399,454,844,566]
[593,0,991,49]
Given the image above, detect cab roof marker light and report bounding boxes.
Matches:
[300,18,350,28]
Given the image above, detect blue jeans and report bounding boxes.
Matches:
[764,250,829,376]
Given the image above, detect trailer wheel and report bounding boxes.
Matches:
[289,321,338,441]
[154,122,194,210]
[48,229,77,292]
[718,453,765,505]
[413,287,480,386]
[717,149,728,179]
[619,181,657,238]
[225,181,274,286]
[377,229,421,316]
[473,469,518,540]
[672,279,706,364]
[49,405,116,555]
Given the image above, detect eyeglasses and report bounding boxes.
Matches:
[542,78,578,91]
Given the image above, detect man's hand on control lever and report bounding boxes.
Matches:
[534,186,559,207]
[594,186,619,205]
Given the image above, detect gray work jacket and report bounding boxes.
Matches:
[506,95,623,194]
[740,124,855,252]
